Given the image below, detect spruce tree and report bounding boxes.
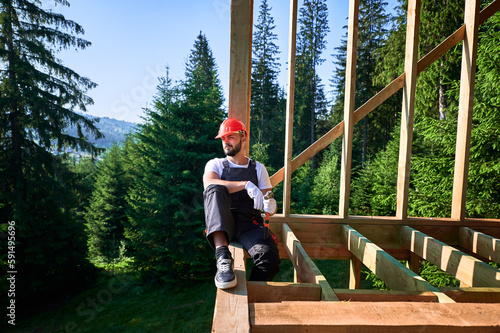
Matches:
[417,0,464,120]
[126,33,224,282]
[294,0,330,166]
[85,144,128,266]
[0,0,101,305]
[250,0,285,171]
[330,0,393,172]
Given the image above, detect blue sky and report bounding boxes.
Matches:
[55,0,398,123]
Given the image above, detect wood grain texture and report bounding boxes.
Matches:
[250,302,500,333]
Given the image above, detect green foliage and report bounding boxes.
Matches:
[0,0,101,306]
[419,261,460,287]
[309,147,340,214]
[125,33,224,283]
[85,144,129,265]
[290,161,314,214]
[351,133,400,216]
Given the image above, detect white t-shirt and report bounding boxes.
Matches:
[204,157,272,190]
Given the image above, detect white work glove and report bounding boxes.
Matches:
[245,181,264,210]
[263,197,277,214]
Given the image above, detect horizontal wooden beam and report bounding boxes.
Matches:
[459,227,500,263]
[402,226,500,287]
[282,223,339,301]
[212,242,250,332]
[250,302,500,333]
[440,287,500,303]
[245,285,500,304]
[247,282,321,303]
[270,214,500,227]
[342,224,454,303]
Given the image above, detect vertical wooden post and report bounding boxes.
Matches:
[407,252,420,274]
[339,0,360,218]
[229,0,253,157]
[451,0,481,221]
[283,0,298,217]
[396,0,421,220]
[349,256,362,289]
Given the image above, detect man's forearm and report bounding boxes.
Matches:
[203,178,247,193]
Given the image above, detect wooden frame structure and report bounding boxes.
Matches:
[214,0,500,331]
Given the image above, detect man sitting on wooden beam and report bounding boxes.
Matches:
[203,118,280,289]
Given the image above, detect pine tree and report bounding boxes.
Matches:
[0,0,101,304]
[294,0,330,167]
[250,0,285,171]
[126,33,224,282]
[85,144,128,265]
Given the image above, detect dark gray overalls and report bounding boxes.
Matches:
[203,158,280,281]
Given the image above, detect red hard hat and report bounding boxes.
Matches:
[215,118,248,139]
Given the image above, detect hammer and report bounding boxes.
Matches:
[264,191,274,239]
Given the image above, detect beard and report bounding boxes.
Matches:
[224,141,242,157]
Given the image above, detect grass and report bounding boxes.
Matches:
[11,272,216,333]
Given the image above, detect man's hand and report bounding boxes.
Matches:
[263,196,277,214]
[245,181,264,210]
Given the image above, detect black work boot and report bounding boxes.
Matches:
[215,246,237,289]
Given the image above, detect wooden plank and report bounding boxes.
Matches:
[250,302,500,333]
[451,0,481,221]
[342,224,455,302]
[212,242,250,332]
[228,0,253,157]
[282,0,298,217]
[459,227,500,263]
[441,287,500,303]
[282,223,339,301]
[396,0,421,220]
[401,226,500,287]
[349,256,361,289]
[247,282,321,303]
[339,0,359,218]
[334,289,437,302]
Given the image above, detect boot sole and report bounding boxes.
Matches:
[215,276,237,289]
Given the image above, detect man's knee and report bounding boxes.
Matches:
[248,243,281,280]
[203,184,229,198]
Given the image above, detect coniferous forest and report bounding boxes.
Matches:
[1,0,500,331]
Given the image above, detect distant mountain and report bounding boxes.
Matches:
[58,114,137,160]
[66,114,138,150]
